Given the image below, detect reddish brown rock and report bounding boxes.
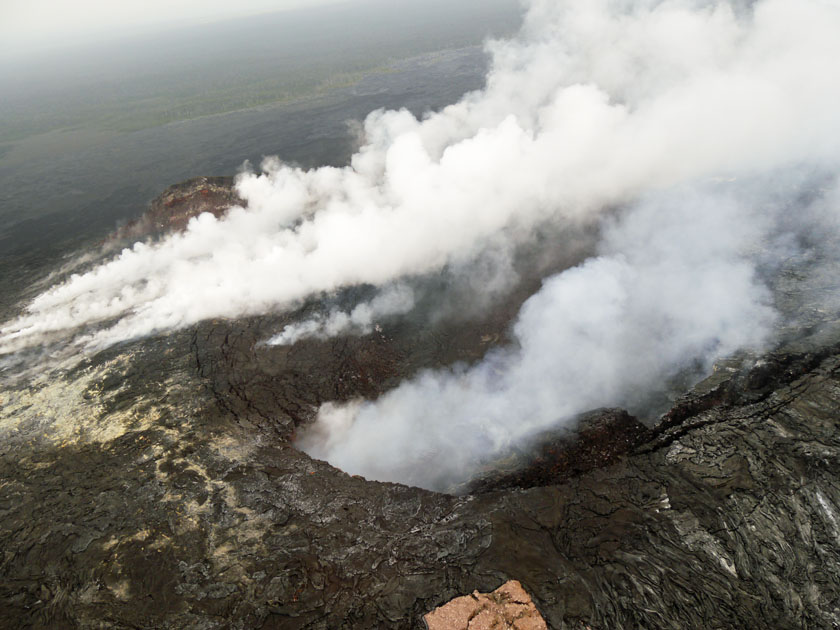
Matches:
[424,580,548,630]
[110,176,242,244]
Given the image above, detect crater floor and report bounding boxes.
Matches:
[2,184,840,629]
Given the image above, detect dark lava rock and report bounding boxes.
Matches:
[466,408,650,494]
[3,313,840,629]
[3,182,840,628]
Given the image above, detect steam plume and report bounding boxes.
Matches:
[2,0,838,352]
[266,284,415,345]
[2,0,840,490]
[303,177,837,490]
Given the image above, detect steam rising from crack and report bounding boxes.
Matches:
[2,0,840,489]
[266,284,415,346]
[304,179,840,490]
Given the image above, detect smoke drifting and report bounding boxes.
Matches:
[266,284,415,345]
[3,0,837,351]
[302,178,823,490]
[2,1,840,487]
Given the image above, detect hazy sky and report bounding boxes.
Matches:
[0,0,351,58]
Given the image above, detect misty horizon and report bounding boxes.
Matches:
[1,0,443,60]
[0,0,520,313]
[0,0,520,71]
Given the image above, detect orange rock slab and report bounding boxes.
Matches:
[423,580,548,630]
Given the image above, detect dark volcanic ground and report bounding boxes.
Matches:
[2,185,840,629]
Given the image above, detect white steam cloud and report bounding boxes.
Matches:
[2,0,840,489]
[301,180,804,490]
[2,0,838,352]
[266,284,415,345]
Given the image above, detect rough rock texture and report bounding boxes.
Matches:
[467,409,650,494]
[109,176,241,244]
[3,182,840,628]
[3,313,840,628]
[423,580,547,630]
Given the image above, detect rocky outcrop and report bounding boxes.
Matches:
[466,408,650,494]
[424,580,547,630]
[109,176,241,243]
